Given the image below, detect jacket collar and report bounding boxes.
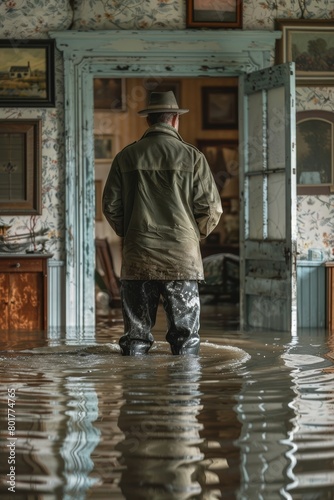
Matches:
[141,123,183,141]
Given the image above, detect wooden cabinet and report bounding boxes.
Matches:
[0,254,52,331]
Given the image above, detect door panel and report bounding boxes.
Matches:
[239,63,297,333]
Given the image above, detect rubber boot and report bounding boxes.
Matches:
[170,336,200,356]
[120,340,152,356]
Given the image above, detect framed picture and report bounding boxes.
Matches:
[95,180,103,221]
[186,0,242,28]
[0,120,42,214]
[197,139,239,191]
[93,78,126,111]
[94,134,115,162]
[275,19,334,86]
[202,87,238,130]
[145,79,180,104]
[0,39,55,107]
[296,110,334,195]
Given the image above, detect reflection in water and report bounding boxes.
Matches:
[116,357,204,498]
[282,332,334,498]
[60,379,100,498]
[0,318,333,499]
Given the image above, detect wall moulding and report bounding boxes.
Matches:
[49,29,281,330]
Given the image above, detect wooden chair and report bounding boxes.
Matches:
[95,238,121,307]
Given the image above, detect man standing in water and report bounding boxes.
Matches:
[102,91,222,356]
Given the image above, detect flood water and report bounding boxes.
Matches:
[0,304,334,500]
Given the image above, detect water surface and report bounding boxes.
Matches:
[0,305,334,499]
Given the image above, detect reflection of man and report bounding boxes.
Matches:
[115,357,204,498]
[103,91,222,356]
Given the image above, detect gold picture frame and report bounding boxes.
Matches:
[275,19,334,86]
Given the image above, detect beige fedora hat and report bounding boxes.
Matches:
[138,91,189,117]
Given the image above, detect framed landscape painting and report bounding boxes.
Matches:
[275,19,334,86]
[0,39,55,107]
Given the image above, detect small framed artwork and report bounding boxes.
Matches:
[197,139,239,191]
[95,180,103,221]
[0,39,55,107]
[0,120,42,215]
[186,0,242,28]
[93,78,126,111]
[202,87,238,130]
[275,19,334,86]
[94,134,115,162]
[296,110,334,195]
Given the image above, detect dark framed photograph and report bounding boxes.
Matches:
[197,139,239,191]
[275,19,334,86]
[93,78,126,111]
[0,120,42,214]
[0,39,55,107]
[202,87,238,130]
[296,110,334,195]
[94,134,117,162]
[186,0,242,29]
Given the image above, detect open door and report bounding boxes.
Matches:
[239,62,297,333]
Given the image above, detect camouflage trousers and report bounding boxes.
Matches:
[119,280,200,355]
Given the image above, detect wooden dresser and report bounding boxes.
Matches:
[0,254,52,331]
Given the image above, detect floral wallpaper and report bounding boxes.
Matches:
[0,0,334,261]
[72,0,185,30]
[0,0,73,37]
[243,0,334,29]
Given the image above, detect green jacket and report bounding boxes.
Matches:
[102,123,222,280]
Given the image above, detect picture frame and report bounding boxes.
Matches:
[93,78,126,111]
[275,19,334,86]
[202,87,238,130]
[186,0,242,29]
[296,110,334,195]
[197,139,239,191]
[0,119,42,215]
[0,39,55,107]
[94,134,115,162]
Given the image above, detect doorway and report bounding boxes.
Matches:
[93,76,240,313]
[51,29,280,330]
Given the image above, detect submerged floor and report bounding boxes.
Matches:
[0,304,334,499]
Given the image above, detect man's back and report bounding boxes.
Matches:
[104,122,222,280]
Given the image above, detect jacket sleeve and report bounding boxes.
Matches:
[102,157,124,237]
[193,152,223,239]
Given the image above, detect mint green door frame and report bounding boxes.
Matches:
[50,30,281,330]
